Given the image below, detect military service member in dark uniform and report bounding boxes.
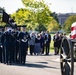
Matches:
[2,28,15,64]
[19,26,30,64]
[13,27,20,63]
[0,27,4,63]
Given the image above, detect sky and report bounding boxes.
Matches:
[0,0,76,14]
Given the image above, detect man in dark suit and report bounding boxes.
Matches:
[45,31,51,55]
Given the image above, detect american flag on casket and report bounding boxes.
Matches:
[71,22,76,39]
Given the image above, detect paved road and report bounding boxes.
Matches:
[0,54,76,75]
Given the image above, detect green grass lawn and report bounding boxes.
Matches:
[50,40,54,53]
[50,34,54,53]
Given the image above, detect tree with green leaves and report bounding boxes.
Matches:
[0,7,6,26]
[11,8,31,25]
[64,15,76,33]
[11,0,59,32]
[22,0,53,31]
[47,18,59,32]
[50,12,59,23]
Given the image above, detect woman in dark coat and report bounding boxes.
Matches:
[34,33,41,55]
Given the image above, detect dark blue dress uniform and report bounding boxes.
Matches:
[19,31,30,64]
[1,32,5,63]
[2,30,15,64]
[13,30,20,63]
[0,31,3,63]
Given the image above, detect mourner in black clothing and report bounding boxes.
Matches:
[45,31,51,55]
[53,32,64,55]
[40,31,45,54]
[53,32,60,55]
[57,33,63,54]
[34,33,41,55]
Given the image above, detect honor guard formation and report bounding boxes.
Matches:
[0,25,30,65]
[0,25,52,65]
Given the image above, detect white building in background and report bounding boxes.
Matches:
[57,13,76,26]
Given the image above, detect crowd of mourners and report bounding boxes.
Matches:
[53,32,66,55]
[0,26,51,65]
